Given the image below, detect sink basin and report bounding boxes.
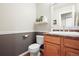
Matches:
[48,31,79,37]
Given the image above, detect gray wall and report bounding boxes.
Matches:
[0,32,36,56]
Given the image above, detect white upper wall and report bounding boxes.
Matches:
[0,3,36,34]
[36,3,51,19]
[34,3,51,32]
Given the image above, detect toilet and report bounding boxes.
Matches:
[28,35,44,56]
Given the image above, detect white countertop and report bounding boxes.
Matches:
[48,31,79,37]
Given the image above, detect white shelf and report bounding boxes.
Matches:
[34,21,48,24]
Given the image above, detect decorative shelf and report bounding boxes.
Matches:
[34,21,48,24]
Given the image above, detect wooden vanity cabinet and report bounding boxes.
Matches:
[44,35,61,56]
[44,34,79,56]
[65,47,79,56]
[64,37,79,56]
[44,42,60,56]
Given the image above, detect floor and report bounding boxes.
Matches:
[24,51,44,56]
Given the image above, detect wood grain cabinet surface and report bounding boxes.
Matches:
[64,37,79,50]
[44,42,60,56]
[65,47,79,56]
[44,35,61,56]
[44,35,60,44]
[44,34,79,56]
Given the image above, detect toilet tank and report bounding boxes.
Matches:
[36,35,44,45]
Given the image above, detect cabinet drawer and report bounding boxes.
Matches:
[65,47,79,56]
[64,37,79,49]
[44,35,60,44]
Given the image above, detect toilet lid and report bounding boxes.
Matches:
[29,43,40,49]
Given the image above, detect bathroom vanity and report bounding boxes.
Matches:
[44,32,79,56]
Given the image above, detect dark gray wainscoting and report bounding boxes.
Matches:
[0,32,36,56]
[35,32,45,35]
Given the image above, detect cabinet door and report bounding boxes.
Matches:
[44,42,60,56]
[65,48,79,56]
[64,37,79,50]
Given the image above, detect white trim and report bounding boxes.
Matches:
[0,31,34,35]
[34,31,50,32]
[0,31,48,35]
[19,50,29,56]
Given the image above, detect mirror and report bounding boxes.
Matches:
[51,3,79,31]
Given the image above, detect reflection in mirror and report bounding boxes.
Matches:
[61,12,74,28]
[51,3,79,31]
